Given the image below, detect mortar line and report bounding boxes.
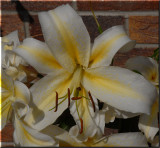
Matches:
[2,10,158,16]
[77,11,159,16]
[135,44,158,48]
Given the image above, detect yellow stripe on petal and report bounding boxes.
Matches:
[38,5,90,72]
[18,45,61,70]
[84,70,142,100]
[89,25,135,68]
[14,117,56,146]
[14,38,62,74]
[50,11,80,64]
[90,33,126,66]
[14,81,30,104]
[0,99,11,130]
[23,70,74,130]
[82,66,156,114]
[1,71,14,130]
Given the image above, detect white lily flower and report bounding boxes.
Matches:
[41,124,148,147]
[125,56,159,142]
[0,70,30,130]
[13,116,58,146]
[2,30,28,82]
[1,70,57,146]
[14,4,157,141]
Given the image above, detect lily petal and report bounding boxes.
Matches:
[102,104,116,123]
[12,81,30,119]
[5,66,19,80]
[6,50,28,67]
[138,98,159,142]
[14,81,30,104]
[89,25,135,68]
[126,56,159,85]
[0,98,12,130]
[82,66,157,114]
[69,88,101,142]
[14,38,62,74]
[2,30,20,50]
[13,116,57,146]
[42,125,148,147]
[38,4,90,72]
[92,132,148,147]
[41,124,82,147]
[24,69,73,130]
[2,70,14,96]
[0,71,14,130]
[102,104,139,121]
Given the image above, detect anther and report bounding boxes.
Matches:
[68,88,70,107]
[77,87,81,91]
[88,91,96,112]
[55,92,58,112]
[71,97,82,100]
[79,118,83,134]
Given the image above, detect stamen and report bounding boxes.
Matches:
[77,87,81,91]
[71,97,82,100]
[75,87,81,97]
[88,91,96,112]
[49,96,67,111]
[79,118,83,134]
[68,88,70,107]
[55,92,58,112]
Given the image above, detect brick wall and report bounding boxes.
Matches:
[0,0,159,146]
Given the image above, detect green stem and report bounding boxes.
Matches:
[90,2,103,34]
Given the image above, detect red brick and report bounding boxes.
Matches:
[113,48,156,67]
[29,15,124,43]
[1,14,25,41]
[0,123,14,142]
[1,0,73,11]
[77,0,159,11]
[82,16,124,42]
[129,16,159,44]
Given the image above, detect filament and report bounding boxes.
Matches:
[54,92,58,112]
[88,91,96,112]
[68,88,70,107]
